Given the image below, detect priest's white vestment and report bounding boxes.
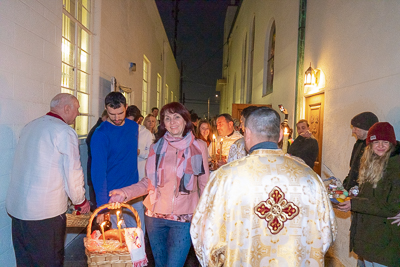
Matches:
[191,149,337,267]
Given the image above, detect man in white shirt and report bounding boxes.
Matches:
[6,93,90,266]
[126,105,154,180]
[210,113,242,167]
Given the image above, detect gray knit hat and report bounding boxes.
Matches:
[351,112,379,131]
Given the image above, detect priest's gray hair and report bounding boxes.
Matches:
[245,107,281,142]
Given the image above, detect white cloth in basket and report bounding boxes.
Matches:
[124,228,148,267]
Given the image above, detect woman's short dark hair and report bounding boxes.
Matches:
[156,102,193,142]
[126,105,141,121]
[105,92,126,109]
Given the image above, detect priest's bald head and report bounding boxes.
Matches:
[244,107,283,151]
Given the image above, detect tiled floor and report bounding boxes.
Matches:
[65,230,344,267]
[64,229,198,267]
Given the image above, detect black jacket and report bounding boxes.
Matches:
[287,135,318,168]
[343,139,366,191]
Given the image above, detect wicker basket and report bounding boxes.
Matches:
[85,203,142,267]
[66,212,92,228]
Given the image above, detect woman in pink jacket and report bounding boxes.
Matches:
[109,102,209,267]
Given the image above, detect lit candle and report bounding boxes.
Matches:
[100,222,106,244]
[219,138,223,161]
[282,128,289,154]
[117,220,123,245]
[212,134,216,159]
[116,210,121,224]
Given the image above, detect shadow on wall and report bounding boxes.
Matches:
[387,106,400,134]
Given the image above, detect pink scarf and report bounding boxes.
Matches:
[146,131,205,205]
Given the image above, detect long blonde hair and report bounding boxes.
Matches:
[358,144,394,188]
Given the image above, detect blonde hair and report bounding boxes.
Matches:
[358,144,394,188]
[144,114,156,133]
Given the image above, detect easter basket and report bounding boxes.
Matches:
[84,203,144,267]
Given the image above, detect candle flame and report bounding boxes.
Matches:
[221,138,223,142]
[118,220,123,226]
[101,222,106,227]
[117,210,120,216]
[213,134,216,139]
[284,128,288,134]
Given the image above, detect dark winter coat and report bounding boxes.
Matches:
[287,135,318,168]
[343,139,367,191]
[350,142,400,267]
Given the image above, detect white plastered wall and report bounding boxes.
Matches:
[0,0,179,265]
[0,0,62,265]
[223,0,400,265]
[221,0,300,126]
[305,1,400,265]
[92,0,179,120]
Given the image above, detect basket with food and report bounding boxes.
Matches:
[84,203,147,267]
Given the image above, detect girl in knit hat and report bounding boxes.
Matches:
[338,122,400,267]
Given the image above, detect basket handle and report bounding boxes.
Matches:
[86,203,141,237]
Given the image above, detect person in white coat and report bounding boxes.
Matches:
[126,105,154,180]
[6,93,90,266]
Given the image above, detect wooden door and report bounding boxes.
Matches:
[305,93,324,175]
[231,103,272,120]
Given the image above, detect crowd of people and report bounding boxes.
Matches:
[5,92,400,267]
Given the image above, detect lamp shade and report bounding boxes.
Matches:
[304,63,315,87]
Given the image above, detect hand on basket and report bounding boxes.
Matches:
[109,189,127,204]
[337,200,351,212]
[96,213,104,224]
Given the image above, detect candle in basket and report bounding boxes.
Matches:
[116,210,121,224]
[212,134,216,159]
[219,138,223,161]
[282,127,289,154]
[100,222,106,243]
[117,220,123,245]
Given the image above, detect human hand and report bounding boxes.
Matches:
[79,199,90,214]
[108,202,122,210]
[388,212,400,226]
[217,157,227,168]
[300,130,312,139]
[74,198,90,214]
[109,189,127,203]
[96,213,105,224]
[337,200,351,212]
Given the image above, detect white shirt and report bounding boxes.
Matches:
[138,125,154,180]
[208,130,243,158]
[6,115,86,220]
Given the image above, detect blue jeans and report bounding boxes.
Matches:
[110,198,145,233]
[145,215,192,267]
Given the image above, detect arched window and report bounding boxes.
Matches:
[264,21,275,96]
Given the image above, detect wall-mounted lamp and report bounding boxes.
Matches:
[304,62,325,93]
[129,62,136,73]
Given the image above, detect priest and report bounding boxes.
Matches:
[191,107,336,267]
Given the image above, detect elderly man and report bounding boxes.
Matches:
[210,113,242,166]
[342,111,378,191]
[191,107,336,266]
[6,93,90,266]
